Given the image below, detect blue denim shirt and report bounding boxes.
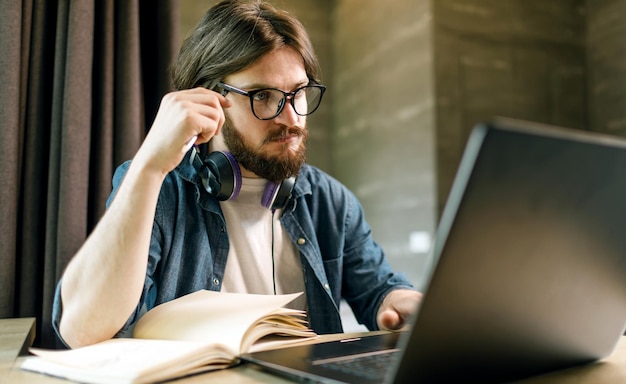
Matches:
[52,150,414,341]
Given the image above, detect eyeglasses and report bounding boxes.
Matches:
[217,82,326,120]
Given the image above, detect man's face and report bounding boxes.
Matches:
[220,47,310,183]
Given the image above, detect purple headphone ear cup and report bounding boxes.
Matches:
[262,177,296,210]
[222,151,242,200]
[261,182,280,209]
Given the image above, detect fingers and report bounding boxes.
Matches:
[378,310,402,331]
[376,290,422,331]
[161,87,229,136]
[182,88,231,145]
[189,96,229,143]
[138,87,232,175]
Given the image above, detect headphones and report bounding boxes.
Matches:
[190,146,296,211]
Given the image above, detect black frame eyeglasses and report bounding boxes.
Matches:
[217,82,326,120]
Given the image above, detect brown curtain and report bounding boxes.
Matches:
[0,0,179,348]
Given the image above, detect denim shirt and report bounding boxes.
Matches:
[52,150,414,342]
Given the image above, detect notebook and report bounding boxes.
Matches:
[240,118,626,383]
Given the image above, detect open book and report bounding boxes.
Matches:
[20,290,316,384]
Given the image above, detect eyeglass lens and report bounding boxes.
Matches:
[252,86,323,119]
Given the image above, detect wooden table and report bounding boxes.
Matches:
[4,317,626,383]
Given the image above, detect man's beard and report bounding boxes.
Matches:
[221,119,308,183]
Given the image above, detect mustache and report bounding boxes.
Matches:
[263,126,306,144]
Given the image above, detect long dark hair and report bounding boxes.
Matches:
[171,0,322,91]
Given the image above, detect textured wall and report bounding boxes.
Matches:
[333,0,436,288]
[587,0,626,135]
[433,0,587,214]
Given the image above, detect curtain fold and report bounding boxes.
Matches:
[0,0,178,348]
[0,0,24,333]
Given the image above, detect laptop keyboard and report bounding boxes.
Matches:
[316,349,400,381]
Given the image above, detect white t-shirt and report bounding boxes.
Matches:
[220,177,306,311]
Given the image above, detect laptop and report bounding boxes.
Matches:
[240,118,626,383]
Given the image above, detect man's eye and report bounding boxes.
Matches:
[252,91,271,102]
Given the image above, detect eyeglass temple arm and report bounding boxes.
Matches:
[216,82,248,96]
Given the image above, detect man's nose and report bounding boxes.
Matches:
[273,98,300,125]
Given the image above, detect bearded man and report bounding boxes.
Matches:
[53,0,421,349]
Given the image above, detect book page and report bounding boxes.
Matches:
[241,309,315,352]
[21,291,315,384]
[133,290,310,354]
[22,338,228,384]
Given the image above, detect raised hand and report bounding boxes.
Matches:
[134,87,231,176]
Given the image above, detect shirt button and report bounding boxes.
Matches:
[297,238,306,245]
[213,278,220,286]
[324,283,330,290]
